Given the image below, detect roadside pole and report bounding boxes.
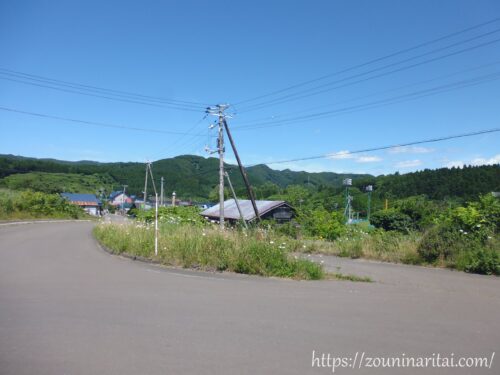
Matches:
[225,171,248,229]
[155,193,158,256]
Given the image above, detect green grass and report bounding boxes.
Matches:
[93,222,324,280]
[0,188,85,220]
[328,273,373,282]
[300,230,423,266]
[0,172,114,194]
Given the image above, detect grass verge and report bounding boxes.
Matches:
[93,222,324,280]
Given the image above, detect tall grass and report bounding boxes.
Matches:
[301,230,422,265]
[93,222,324,280]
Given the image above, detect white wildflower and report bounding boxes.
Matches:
[270,241,274,244]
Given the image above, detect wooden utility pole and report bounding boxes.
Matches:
[222,118,260,222]
[143,161,149,208]
[225,171,248,229]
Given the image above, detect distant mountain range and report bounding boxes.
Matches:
[0,154,370,199]
[1,154,498,201]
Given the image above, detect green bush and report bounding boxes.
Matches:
[0,189,83,219]
[370,209,413,232]
[417,225,459,262]
[300,208,346,240]
[455,244,499,275]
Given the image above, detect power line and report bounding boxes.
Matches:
[233,17,500,107]
[245,128,500,167]
[0,75,205,113]
[0,106,206,136]
[232,60,500,127]
[0,67,208,108]
[237,32,500,113]
[231,71,500,131]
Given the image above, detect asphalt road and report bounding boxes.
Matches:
[0,222,498,375]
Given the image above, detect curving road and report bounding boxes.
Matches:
[0,221,498,374]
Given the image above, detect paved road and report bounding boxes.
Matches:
[0,222,498,375]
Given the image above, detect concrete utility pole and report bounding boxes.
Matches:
[160,177,164,206]
[206,104,229,229]
[217,106,226,229]
[225,171,248,229]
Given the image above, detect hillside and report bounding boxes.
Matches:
[0,172,115,195]
[354,165,500,201]
[0,154,369,199]
[1,154,498,201]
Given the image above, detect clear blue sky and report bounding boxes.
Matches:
[0,0,499,175]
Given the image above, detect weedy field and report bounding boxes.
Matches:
[94,221,325,280]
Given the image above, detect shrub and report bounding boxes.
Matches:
[370,209,413,232]
[455,244,499,275]
[300,208,346,240]
[417,225,459,263]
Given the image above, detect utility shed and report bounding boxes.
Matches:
[200,199,294,223]
[61,193,102,216]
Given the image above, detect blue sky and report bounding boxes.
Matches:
[0,0,499,175]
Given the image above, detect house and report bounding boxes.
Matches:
[61,193,102,216]
[200,199,294,224]
[109,191,133,209]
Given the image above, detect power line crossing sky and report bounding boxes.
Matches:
[0,0,499,175]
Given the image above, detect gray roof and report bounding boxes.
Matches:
[200,199,290,221]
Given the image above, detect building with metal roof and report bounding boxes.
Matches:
[61,193,102,216]
[200,199,294,223]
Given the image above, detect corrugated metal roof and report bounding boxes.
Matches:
[61,193,101,206]
[200,199,290,221]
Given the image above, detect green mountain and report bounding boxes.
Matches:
[1,154,498,201]
[354,165,500,200]
[0,154,369,199]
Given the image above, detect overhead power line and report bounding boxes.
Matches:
[0,68,208,107]
[232,71,500,131]
[0,106,206,136]
[0,75,205,113]
[246,128,500,167]
[233,17,500,107]
[237,32,500,113]
[232,60,500,127]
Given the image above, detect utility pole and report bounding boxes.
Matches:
[225,171,248,229]
[121,185,128,214]
[160,177,164,207]
[143,161,149,209]
[146,162,159,256]
[206,104,229,229]
[222,118,260,222]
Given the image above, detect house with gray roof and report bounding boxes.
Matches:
[200,199,294,224]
